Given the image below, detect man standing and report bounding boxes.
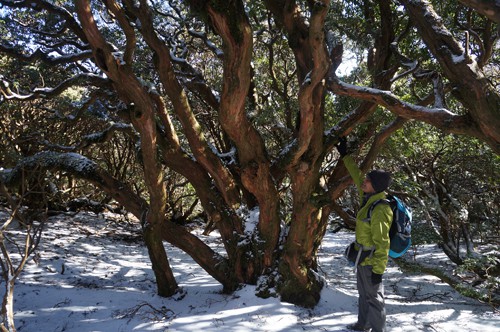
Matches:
[337,138,393,332]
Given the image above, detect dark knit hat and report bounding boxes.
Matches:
[367,170,392,193]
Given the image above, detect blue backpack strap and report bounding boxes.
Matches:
[364,198,391,222]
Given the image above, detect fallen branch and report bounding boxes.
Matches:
[113,301,176,323]
[395,258,499,307]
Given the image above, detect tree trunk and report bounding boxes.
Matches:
[75,0,179,296]
[143,223,178,296]
[188,0,282,282]
[280,139,326,307]
[280,200,324,308]
[462,222,477,257]
[1,280,16,332]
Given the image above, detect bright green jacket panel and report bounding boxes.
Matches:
[343,156,393,274]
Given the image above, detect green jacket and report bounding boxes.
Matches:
[343,156,393,274]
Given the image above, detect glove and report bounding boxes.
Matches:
[336,137,348,157]
[371,272,383,285]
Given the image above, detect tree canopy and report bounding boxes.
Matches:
[0,0,498,309]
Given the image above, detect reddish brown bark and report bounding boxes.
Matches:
[192,0,282,276]
[400,0,500,154]
[75,0,178,297]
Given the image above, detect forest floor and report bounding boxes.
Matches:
[1,209,499,332]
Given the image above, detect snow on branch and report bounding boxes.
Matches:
[400,0,473,69]
[78,122,135,148]
[0,151,148,219]
[389,41,420,83]
[38,122,136,152]
[188,30,224,59]
[332,78,457,115]
[431,74,447,109]
[0,44,93,65]
[0,73,110,102]
[327,77,480,138]
[0,151,99,187]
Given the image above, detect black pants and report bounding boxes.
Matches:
[356,265,386,332]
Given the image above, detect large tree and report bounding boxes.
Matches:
[0,0,498,308]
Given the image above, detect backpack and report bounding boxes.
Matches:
[367,194,412,259]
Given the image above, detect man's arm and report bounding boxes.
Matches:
[342,155,364,194]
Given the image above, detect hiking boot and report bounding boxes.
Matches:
[346,322,371,332]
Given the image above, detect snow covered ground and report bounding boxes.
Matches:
[4,211,499,331]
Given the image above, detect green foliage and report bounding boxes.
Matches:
[384,122,499,235]
[411,221,441,246]
[459,255,499,275]
[456,254,499,305]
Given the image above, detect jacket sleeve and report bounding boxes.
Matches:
[370,203,393,274]
[342,155,363,196]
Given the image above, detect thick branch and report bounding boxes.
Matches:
[0,74,110,102]
[264,0,312,79]
[458,0,500,23]
[102,0,136,65]
[0,151,232,286]
[129,0,241,209]
[293,0,330,165]
[189,0,281,268]
[328,78,491,146]
[0,45,92,65]
[76,0,180,296]
[400,0,500,153]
